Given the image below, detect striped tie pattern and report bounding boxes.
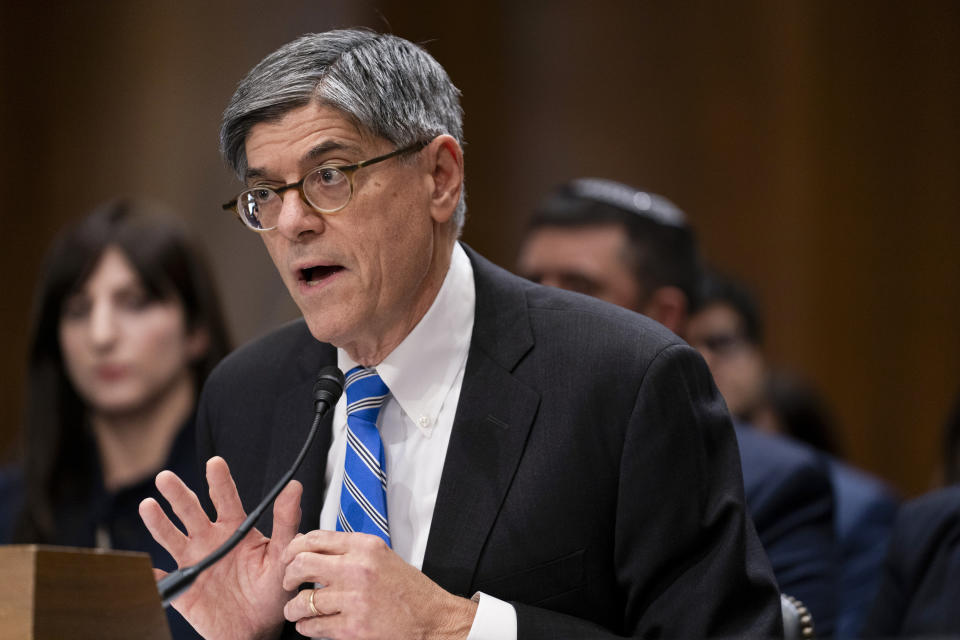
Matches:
[336,366,391,546]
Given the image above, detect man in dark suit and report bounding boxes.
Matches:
[140,30,781,639]
[862,484,960,636]
[517,178,839,635]
[862,395,960,637]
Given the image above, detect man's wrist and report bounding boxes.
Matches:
[434,593,478,640]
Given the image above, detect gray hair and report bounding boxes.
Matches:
[220,29,466,228]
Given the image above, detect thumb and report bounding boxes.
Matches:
[152,568,169,582]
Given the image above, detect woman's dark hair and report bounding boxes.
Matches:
[15,198,231,542]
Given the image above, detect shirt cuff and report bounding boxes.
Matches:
[466,592,517,640]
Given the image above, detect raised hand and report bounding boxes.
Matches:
[139,456,301,640]
[280,530,477,640]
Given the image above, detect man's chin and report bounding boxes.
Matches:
[302,312,350,347]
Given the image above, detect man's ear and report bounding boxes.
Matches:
[425,134,464,224]
[642,286,689,336]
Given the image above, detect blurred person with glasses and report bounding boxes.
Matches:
[688,269,898,639]
[140,29,781,640]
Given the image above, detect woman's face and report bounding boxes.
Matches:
[59,246,204,417]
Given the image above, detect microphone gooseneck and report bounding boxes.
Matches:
[158,365,345,606]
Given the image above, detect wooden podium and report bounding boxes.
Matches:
[0,545,171,640]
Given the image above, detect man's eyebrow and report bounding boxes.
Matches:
[303,140,360,164]
[243,140,361,183]
[243,167,269,183]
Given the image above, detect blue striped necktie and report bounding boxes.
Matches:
[336,366,391,547]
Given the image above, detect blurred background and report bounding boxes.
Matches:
[1,0,957,497]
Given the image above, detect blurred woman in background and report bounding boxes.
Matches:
[2,198,230,639]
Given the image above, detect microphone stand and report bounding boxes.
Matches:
[158,367,343,606]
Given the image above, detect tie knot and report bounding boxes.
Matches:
[345,366,390,418]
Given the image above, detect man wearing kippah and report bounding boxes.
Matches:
[518,178,840,635]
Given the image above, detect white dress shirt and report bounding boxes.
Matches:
[317,243,517,639]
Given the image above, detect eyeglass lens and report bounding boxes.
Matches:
[238,166,352,229]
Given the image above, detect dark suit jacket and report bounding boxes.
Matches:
[828,459,898,638]
[736,425,839,637]
[861,485,960,637]
[196,246,782,638]
[0,466,22,544]
[737,426,899,639]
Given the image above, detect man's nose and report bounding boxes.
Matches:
[274,189,325,239]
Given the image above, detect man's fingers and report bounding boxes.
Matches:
[206,456,246,523]
[282,551,340,591]
[284,587,343,623]
[283,588,315,622]
[295,610,344,640]
[152,567,169,582]
[139,496,189,559]
[281,529,360,564]
[155,470,210,536]
[270,479,303,553]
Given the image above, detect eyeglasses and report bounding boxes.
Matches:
[221,139,432,231]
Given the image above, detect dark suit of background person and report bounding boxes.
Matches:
[862,389,960,637]
[0,467,20,543]
[827,461,898,638]
[733,424,837,625]
[688,271,898,638]
[196,246,782,638]
[861,484,960,637]
[516,178,839,636]
[763,377,900,639]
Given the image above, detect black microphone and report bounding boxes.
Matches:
[158,365,345,606]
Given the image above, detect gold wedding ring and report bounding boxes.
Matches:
[309,589,321,617]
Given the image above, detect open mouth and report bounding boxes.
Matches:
[299,264,344,286]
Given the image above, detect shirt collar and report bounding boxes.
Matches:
[338,243,475,433]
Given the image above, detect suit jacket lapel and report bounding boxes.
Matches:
[421,246,540,595]
[261,337,337,535]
